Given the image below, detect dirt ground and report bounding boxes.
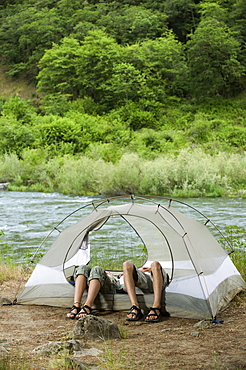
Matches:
[1,278,246,370]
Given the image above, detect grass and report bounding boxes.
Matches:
[0,261,26,283]
[0,67,36,100]
[0,351,33,370]
[220,225,246,281]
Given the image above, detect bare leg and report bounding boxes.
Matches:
[84,279,101,307]
[123,261,140,319]
[145,261,163,321]
[66,274,87,318]
[76,278,101,318]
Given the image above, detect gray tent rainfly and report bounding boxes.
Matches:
[17,196,246,320]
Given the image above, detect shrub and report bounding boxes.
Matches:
[0,153,23,182]
[0,117,36,157]
[1,94,36,123]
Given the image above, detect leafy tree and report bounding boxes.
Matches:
[126,32,188,100]
[97,5,167,44]
[75,30,123,107]
[37,37,81,99]
[0,5,65,79]
[229,0,246,63]
[163,0,198,42]
[186,16,245,97]
[100,62,147,106]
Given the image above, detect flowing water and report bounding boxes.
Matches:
[0,190,245,265]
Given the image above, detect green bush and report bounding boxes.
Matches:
[1,94,36,123]
[0,117,36,157]
[0,153,23,182]
[1,148,245,197]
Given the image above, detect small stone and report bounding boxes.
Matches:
[75,348,102,357]
[65,357,98,369]
[0,339,8,343]
[65,358,88,369]
[0,346,9,354]
[193,320,211,329]
[13,339,24,345]
[0,297,12,306]
[190,331,201,337]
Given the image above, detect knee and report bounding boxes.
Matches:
[151,261,161,271]
[123,261,134,273]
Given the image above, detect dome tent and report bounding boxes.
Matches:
[17,196,246,320]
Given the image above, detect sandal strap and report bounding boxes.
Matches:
[78,304,92,315]
[128,305,141,316]
[146,307,161,318]
[66,304,81,319]
[149,307,161,314]
[71,304,80,312]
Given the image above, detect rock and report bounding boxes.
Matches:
[193,320,211,329]
[75,348,102,357]
[65,357,98,369]
[0,339,8,343]
[73,315,121,341]
[13,338,24,345]
[0,346,9,355]
[161,328,173,332]
[190,331,201,337]
[33,339,82,355]
[0,297,12,306]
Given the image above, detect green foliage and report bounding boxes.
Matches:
[0,5,65,79]
[164,0,198,42]
[0,230,11,256]
[1,94,36,123]
[1,0,246,190]
[1,147,246,197]
[34,115,87,155]
[97,4,168,44]
[37,37,81,98]
[186,16,245,97]
[126,32,188,98]
[0,117,36,157]
[0,152,23,182]
[220,225,246,281]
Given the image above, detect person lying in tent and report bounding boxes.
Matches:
[66,261,169,323]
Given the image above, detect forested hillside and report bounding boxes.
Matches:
[0,0,245,197]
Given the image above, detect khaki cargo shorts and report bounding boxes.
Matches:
[135,268,169,293]
[74,265,115,293]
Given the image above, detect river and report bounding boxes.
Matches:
[0,191,245,263]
